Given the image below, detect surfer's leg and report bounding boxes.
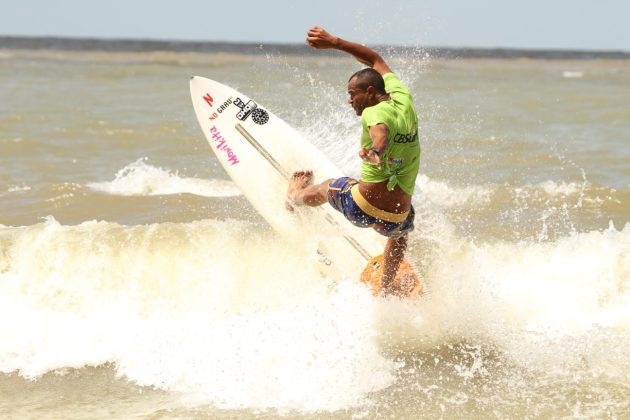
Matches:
[287,171,332,208]
[381,234,408,296]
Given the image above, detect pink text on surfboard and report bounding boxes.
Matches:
[209,125,240,165]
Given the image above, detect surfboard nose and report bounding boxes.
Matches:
[189,76,202,90]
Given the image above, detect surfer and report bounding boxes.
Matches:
[287,27,421,296]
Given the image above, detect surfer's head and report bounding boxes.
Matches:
[347,68,387,116]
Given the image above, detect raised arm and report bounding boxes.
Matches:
[306,26,392,75]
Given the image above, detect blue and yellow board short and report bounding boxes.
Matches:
[327,177,415,238]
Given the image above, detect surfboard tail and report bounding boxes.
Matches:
[360,255,424,298]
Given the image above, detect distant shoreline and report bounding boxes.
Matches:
[1,35,628,60]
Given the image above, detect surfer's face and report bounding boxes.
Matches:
[347,77,373,116]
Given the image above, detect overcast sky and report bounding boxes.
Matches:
[1,0,628,51]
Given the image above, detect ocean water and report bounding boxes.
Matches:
[0,43,629,419]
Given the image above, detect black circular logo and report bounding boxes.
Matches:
[251,108,269,125]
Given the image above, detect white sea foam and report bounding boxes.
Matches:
[1,217,629,412]
[87,158,241,197]
[0,217,395,412]
[416,174,493,208]
[419,221,630,381]
[536,180,584,196]
[0,184,31,198]
[417,177,590,210]
[562,71,584,78]
[4,184,31,194]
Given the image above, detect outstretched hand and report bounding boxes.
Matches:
[359,148,381,165]
[306,26,338,49]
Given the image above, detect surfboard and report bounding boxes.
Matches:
[189,76,422,295]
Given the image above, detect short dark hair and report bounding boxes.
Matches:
[349,68,386,93]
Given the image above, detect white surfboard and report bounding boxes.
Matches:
[189,76,384,280]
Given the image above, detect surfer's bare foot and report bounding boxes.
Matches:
[286,170,314,211]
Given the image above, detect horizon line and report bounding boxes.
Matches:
[1,34,628,59]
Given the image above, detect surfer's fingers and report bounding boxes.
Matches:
[306,33,320,46]
[308,26,324,34]
[306,28,320,40]
[306,27,333,47]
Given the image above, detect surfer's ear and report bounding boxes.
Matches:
[365,85,376,99]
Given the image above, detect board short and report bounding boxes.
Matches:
[327,177,415,238]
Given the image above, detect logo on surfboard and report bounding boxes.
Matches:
[234,97,269,125]
[203,93,214,107]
